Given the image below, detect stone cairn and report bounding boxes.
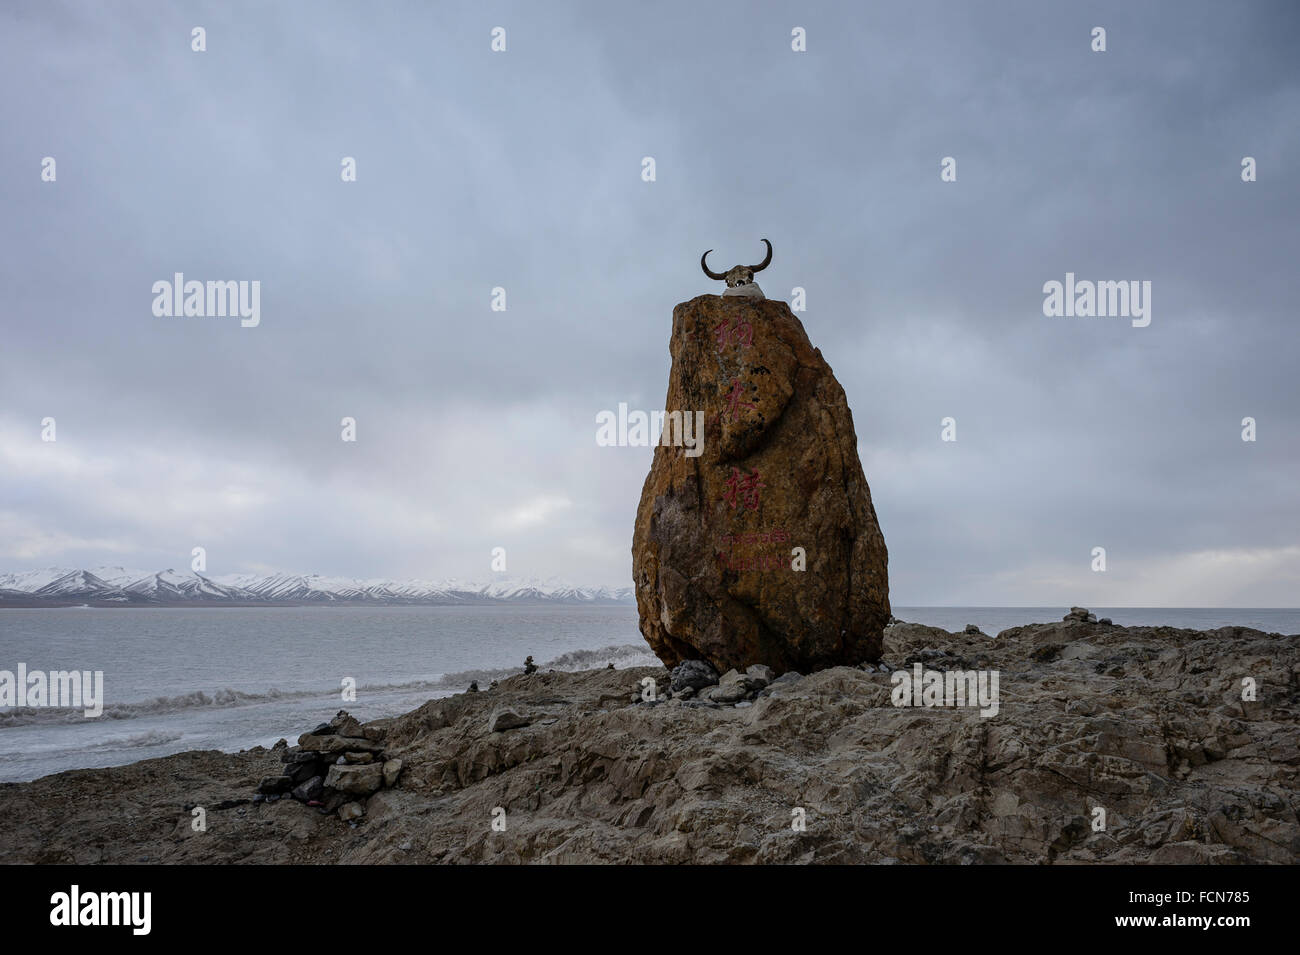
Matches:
[254,709,402,822]
[1065,606,1112,626]
[631,659,803,709]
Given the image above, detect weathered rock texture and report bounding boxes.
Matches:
[2,619,1295,864]
[633,295,889,673]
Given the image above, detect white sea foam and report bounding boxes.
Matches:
[0,644,657,728]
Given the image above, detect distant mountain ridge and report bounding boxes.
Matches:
[0,567,635,606]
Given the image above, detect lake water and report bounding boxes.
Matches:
[0,604,1295,782]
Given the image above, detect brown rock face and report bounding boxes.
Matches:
[632,295,889,673]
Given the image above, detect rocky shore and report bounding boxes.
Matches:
[1,612,1296,864]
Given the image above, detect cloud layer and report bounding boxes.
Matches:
[2,1,1297,604]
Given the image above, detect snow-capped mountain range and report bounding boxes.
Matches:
[0,567,635,606]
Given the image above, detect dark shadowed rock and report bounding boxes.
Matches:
[256,775,293,795]
[669,659,720,693]
[287,760,323,784]
[297,734,383,755]
[633,295,890,674]
[291,775,324,803]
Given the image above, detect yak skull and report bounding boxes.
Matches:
[701,239,772,288]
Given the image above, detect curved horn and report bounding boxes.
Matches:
[749,238,773,273]
[700,249,727,281]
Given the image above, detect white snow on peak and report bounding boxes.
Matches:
[0,566,634,604]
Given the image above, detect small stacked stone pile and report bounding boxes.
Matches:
[254,710,402,822]
[631,660,802,709]
[1065,606,1112,626]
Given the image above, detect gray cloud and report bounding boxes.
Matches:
[1,0,1297,603]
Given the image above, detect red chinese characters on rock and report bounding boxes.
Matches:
[715,552,787,572]
[722,467,765,511]
[717,528,790,547]
[712,315,753,350]
[721,379,756,423]
[714,527,796,573]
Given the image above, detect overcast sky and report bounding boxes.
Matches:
[1,0,1297,605]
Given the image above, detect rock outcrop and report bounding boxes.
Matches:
[632,294,890,673]
[2,617,1295,865]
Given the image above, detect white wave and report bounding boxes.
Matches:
[85,729,185,750]
[0,644,658,728]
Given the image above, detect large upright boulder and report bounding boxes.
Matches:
[632,295,889,674]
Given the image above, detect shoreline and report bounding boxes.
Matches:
[1,613,1296,864]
